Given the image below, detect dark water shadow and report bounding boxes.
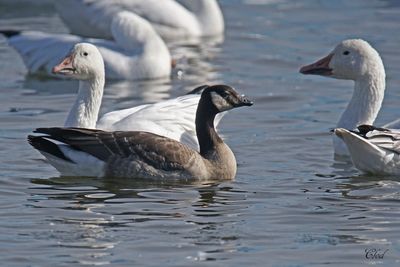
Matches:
[28,175,246,210]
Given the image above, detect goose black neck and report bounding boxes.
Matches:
[195,93,222,156]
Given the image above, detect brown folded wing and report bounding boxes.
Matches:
[34,127,199,171]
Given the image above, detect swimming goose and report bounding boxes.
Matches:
[300,39,386,156]
[334,125,400,175]
[28,85,253,179]
[55,0,224,40]
[1,11,171,80]
[49,42,223,151]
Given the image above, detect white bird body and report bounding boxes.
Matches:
[55,0,224,40]
[3,11,171,80]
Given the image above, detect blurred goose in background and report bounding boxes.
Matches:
[47,42,224,151]
[300,39,386,156]
[55,0,224,41]
[334,125,400,175]
[1,11,171,80]
[28,85,253,179]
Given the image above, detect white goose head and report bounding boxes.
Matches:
[300,39,385,81]
[52,43,105,80]
[52,43,106,129]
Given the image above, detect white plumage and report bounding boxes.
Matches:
[55,0,224,40]
[4,11,171,80]
[300,39,386,156]
[300,39,400,175]
[97,94,225,150]
[334,127,400,175]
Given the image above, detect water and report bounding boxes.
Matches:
[1,0,400,266]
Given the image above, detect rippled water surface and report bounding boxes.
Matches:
[1,0,400,266]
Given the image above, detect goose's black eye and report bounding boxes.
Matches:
[343,51,350,55]
[83,52,88,56]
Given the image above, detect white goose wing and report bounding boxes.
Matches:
[357,125,400,153]
[334,125,400,175]
[97,91,226,151]
[97,94,202,150]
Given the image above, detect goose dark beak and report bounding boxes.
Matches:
[299,53,333,76]
[238,94,253,106]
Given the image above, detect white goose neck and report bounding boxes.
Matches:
[110,13,171,79]
[64,76,105,128]
[180,0,224,35]
[111,12,170,58]
[133,34,171,80]
[142,31,169,59]
[337,71,385,130]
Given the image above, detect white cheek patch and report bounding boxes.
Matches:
[211,92,231,111]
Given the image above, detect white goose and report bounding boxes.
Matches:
[1,11,171,80]
[48,42,224,151]
[55,0,224,40]
[300,39,386,156]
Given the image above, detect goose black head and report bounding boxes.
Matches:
[202,85,253,113]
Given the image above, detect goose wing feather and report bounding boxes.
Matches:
[34,127,197,172]
[97,94,227,151]
[97,94,226,151]
[335,126,400,175]
[357,125,400,154]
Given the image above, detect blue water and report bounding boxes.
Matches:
[1,0,400,266]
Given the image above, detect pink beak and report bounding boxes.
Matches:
[52,54,74,74]
[299,53,333,76]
